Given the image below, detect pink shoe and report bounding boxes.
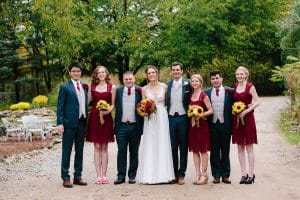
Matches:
[102,176,109,184]
[95,177,102,185]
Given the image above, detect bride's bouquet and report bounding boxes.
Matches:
[187,105,204,127]
[232,101,246,127]
[96,100,111,125]
[137,98,156,117]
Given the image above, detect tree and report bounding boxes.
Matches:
[0,0,24,102]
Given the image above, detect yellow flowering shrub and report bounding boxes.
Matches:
[10,102,31,110]
[32,95,48,105]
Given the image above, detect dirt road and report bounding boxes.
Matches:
[0,96,300,200]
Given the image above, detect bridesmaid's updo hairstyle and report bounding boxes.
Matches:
[191,74,203,88]
[91,65,111,85]
[236,66,249,80]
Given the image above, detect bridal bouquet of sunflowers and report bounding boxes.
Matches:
[96,100,111,125]
[137,98,156,117]
[187,105,204,127]
[232,101,246,127]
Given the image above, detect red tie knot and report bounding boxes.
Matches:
[76,82,80,92]
[127,87,131,95]
[216,89,219,96]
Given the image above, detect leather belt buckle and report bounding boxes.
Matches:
[125,121,130,125]
[174,112,179,117]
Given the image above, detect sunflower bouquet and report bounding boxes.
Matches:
[96,100,111,125]
[187,105,204,127]
[137,98,156,118]
[232,101,246,126]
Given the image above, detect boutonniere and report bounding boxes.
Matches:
[135,87,142,93]
[183,81,189,86]
[225,88,233,95]
[82,83,89,90]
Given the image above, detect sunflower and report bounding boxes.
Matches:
[187,105,204,117]
[232,101,246,114]
[137,98,156,117]
[96,100,110,111]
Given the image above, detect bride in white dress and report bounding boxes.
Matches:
[137,65,175,184]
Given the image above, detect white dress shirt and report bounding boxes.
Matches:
[121,86,136,123]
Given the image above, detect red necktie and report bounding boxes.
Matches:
[216,89,219,97]
[128,87,131,96]
[76,82,80,92]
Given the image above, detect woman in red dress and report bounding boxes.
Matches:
[86,66,116,184]
[188,74,213,185]
[232,66,260,184]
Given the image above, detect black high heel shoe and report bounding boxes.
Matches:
[244,174,255,184]
[239,174,248,184]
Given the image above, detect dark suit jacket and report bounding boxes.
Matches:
[57,80,88,128]
[166,78,191,113]
[114,85,144,135]
[205,86,234,134]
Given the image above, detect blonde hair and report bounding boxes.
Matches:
[236,66,249,80]
[191,74,203,88]
[91,65,110,84]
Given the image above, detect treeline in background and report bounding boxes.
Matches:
[0,0,299,116]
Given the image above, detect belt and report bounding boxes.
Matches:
[79,115,86,120]
[173,112,186,117]
[121,121,136,125]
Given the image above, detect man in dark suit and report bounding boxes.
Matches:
[114,71,143,184]
[205,70,234,184]
[57,62,88,188]
[166,62,191,185]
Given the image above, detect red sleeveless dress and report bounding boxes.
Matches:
[86,83,114,144]
[188,91,210,153]
[232,82,257,145]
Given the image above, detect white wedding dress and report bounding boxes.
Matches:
[137,85,175,184]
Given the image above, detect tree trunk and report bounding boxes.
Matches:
[13,65,20,102]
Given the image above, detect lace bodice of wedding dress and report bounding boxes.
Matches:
[145,85,165,107]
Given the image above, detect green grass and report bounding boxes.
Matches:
[279,111,300,144]
[0,102,10,110]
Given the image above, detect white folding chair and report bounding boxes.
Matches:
[1,118,25,141]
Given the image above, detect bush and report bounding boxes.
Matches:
[9,102,31,110]
[32,95,49,106]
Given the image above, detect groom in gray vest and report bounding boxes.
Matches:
[206,70,234,184]
[167,62,191,185]
[114,71,143,184]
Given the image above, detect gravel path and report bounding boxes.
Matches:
[0,96,299,200]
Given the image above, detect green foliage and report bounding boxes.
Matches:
[279,111,300,145]
[271,57,300,121]
[278,1,300,58]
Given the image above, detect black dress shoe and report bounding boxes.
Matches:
[114,179,125,185]
[222,177,231,184]
[128,178,136,184]
[244,174,255,184]
[239,174,248,184]
[212,177,220,184]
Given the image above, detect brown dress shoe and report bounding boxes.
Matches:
[222,177,231,184]
[63,180,73,188]
[213,177,220,184]
[178,177,185,185]
[73,178,88,186]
